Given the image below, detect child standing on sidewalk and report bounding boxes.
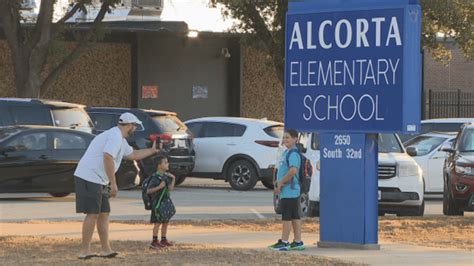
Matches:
[147,155,176,249]
[269,129,305,251]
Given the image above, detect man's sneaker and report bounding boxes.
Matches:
[289,241,305,251]
[268,240,290,251]
[160,239,173,247]
[150,241,165,249]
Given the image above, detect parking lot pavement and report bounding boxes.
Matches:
[0,178,471,222]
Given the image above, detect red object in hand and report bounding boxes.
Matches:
[149,134,158,142]
[149,134,172,143]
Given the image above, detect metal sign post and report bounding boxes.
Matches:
[285,0,421,249]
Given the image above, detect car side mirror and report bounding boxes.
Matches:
[406,147,417,157]
[440,146,455,153]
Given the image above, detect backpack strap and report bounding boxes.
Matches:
[155,187,168,211]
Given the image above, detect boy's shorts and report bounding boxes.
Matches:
[280,198,301,221]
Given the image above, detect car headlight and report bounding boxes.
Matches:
[398,162,420,177]
[455,165,473,175]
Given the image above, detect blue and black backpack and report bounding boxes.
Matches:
[286,149,313,193]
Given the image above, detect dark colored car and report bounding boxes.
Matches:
[0,98,95,134]
[0,126,139,197]
[442,123,474,216]
[86,107,195,185]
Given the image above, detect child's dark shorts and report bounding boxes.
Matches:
[280,197,301,221]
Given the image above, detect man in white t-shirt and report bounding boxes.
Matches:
[74,112,160,259]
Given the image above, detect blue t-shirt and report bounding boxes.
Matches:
[277,147,301,198]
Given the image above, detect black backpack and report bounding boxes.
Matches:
[141,175,153,210]
[286,149,313,194]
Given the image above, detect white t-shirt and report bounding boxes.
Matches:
[75,127,134,185]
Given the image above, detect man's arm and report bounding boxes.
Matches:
[124,140,160,161]
[104,153,118,197]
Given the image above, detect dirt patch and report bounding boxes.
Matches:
[0,236,355,266]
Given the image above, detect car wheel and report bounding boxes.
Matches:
[307,201,320,217]
[174,175,186,186]
[443,183,464,216]
[299,193,309,217]
[49,192,70,198]
[273,193,282,214]
[261,178,274,190]
[227,160,259,191]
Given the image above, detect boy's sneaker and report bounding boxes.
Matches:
[289,241,305,251]
[268,239,290,251]
[150,241,165,249]
[160,239,173,247]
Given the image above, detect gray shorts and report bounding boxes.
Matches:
[75,177,111,214]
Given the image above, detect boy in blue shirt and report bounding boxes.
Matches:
[269,129,305,251]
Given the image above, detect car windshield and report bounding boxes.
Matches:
[378,134,404,153]
[0,127,21,142]
[148,113,187,133]
[458,129,474,152]
[52,108,93,131]
[264,125,284,139]
[404,136,447,156]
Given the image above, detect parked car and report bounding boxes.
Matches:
[0,126,139,197]
[399,118,474,143]
[441,123,474,216]
[404,132,457,194]
[273,133,425,217]
[86,107,195,185]
[184,117,284,191]
[0,98,95,134]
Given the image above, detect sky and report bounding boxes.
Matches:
[23,0,234,32]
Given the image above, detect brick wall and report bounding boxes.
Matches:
[424,47,474,92]
[0,40,131,107]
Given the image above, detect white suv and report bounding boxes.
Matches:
[274,133,425,217]
[185,117,283,191]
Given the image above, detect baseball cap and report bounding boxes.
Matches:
[118,112,142,125]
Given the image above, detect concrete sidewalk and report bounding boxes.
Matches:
[1,222,473,265]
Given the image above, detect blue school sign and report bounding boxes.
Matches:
[285,0,421,134]
[285,0,421,248]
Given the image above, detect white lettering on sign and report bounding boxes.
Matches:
[323,148,343,159]
[289,59,400,87]
[288,13,404,125]
[303,94,385,122]
[289,17,402,50]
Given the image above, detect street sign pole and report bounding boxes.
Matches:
[285,0,422,249]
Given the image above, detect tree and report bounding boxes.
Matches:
[215,0,473,87]
[0,0,118,98]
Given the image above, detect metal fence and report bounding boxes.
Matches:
[427,90,474,119]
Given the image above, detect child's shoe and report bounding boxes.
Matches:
[160,239,174,247]
[150,240,165,249]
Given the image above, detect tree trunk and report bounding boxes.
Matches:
[10,47,45,98]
